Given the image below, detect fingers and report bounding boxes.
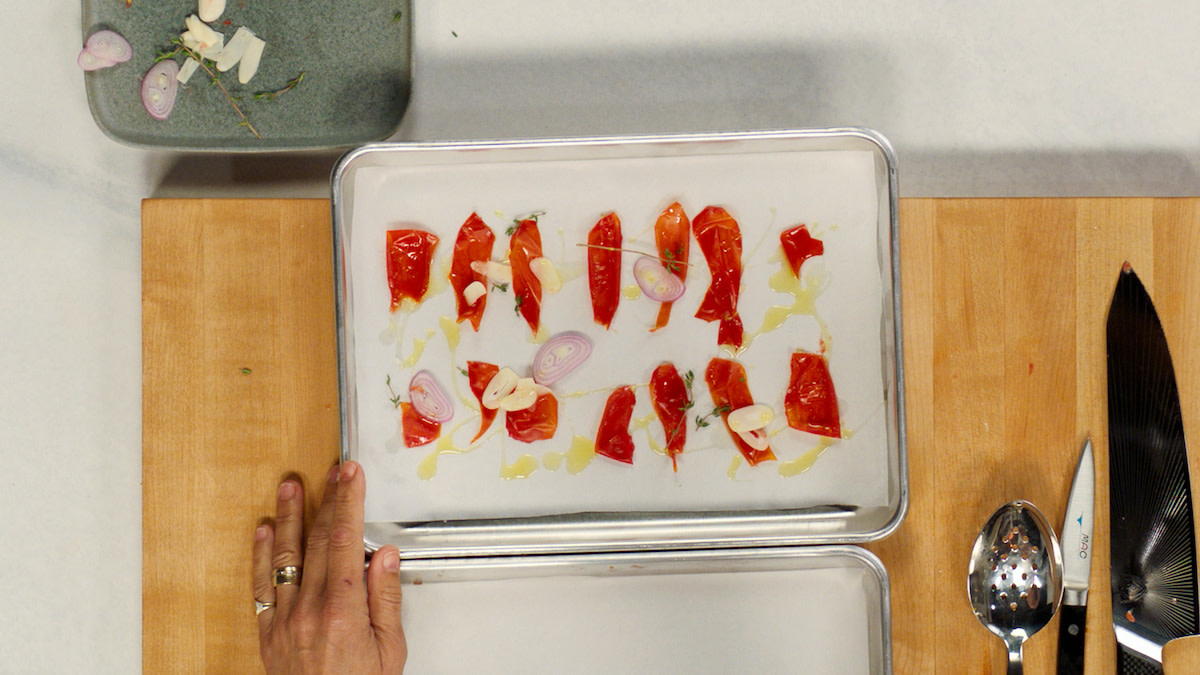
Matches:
[252,522,277,639]
[298,464,341,604]
[367,546,408,671]
[271,478,306,617]
[326,461,367,604]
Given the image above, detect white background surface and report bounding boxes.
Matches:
[6,1,1200,672]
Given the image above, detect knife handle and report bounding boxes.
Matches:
[1117,643,1163,675]
[1055,604,1086,675]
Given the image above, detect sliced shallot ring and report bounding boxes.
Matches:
[633,255,685,302]
[532,332,592,386]
[78,49,116,71]
[481,367,519,410]
[409,370,453,423]
[85,30,132,63]
[141,60,180,120]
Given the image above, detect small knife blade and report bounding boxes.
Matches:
[1056,437,1094,675]
[1107,263,1199,674]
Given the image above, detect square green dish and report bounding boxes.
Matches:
[81,0,411,151]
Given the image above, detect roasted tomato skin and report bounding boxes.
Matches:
[466,361,500,442]
[450,213,496,331]
[386,229,439,311]
[595,386,637,464]
[508,219,544,336]
[705,357,775,466]
[649,363,688,470]
[506,391,559,443]
[692,206,744,348]
[651,202,690,331]
[587,212,622,329]
[400,402,441,448]
[779,224,823,277]
[785,352,842,438]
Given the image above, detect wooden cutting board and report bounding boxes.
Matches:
[143,198,1200,674]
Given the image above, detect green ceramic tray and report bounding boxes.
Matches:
[81,0,411,151]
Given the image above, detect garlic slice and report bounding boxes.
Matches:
[198,0,226,23]
[177,56,201,83]
[529,257,561,293]
[216,26,255,72]
[184,15,220,51]
[736,427,771,451]
[727,404,775,433]
[463,281,487,306]
[498,377,540,412]
[470,260,513,284]
[481,368,519,410]
[238,36,266,84]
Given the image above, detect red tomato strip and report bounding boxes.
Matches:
[692,206,744,349]
[594,386,637,464]
[449,213,495,331]
[705,358,775,465]
[386,229,439,312]
[508,219,544,336]
[467,361,500,442]
[779,224,823,277]
[587,212,622,329]
[399,402,440,448]
[649,364,688,471]
[506,391,559,443]
[651,202,690,331]
[785,352,842,438]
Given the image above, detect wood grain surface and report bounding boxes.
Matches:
[143,198,1200,674]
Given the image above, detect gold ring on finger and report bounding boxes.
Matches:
[272,565,302,586]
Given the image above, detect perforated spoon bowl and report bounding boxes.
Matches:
[967,500,1064,674]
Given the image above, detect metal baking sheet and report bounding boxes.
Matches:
[332,129,905,557]
[397,545,891,675]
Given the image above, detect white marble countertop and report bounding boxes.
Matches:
[5,1,1200,672]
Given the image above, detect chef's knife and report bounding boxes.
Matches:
[1107,263,1199,674]
[1056,437,1095,675]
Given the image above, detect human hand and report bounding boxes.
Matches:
[253,461,407,674]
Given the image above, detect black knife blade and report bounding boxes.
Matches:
[1107,263,1199,674]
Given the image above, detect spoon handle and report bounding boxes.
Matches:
[1007,643,1023,675]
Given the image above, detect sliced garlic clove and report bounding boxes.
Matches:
[736,427,771,451]
[529,257,561,293]
[238,36,266,84]
[481,367,519,410]
[727,404,775,433]
[177,56,201,83]
[471,260,513,284]
[197,0,226,23]
[184,14,220,51]
[498,377,540,411]
[215,26,255,72]
[198,32,224,60]
[463,281,487,306]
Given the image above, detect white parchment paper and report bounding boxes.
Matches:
[400,563,878,675]
[345,143,890,524]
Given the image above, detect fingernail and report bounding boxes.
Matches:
[255,525,269,542]
[278,481,297,500]
[327,464,340,483]
[339,461,358,482]
[383,548,400,572]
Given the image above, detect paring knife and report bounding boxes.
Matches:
[1056,437,1094,675]
[1107,263,1199,674]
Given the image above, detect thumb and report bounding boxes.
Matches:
[367,546,408,672]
